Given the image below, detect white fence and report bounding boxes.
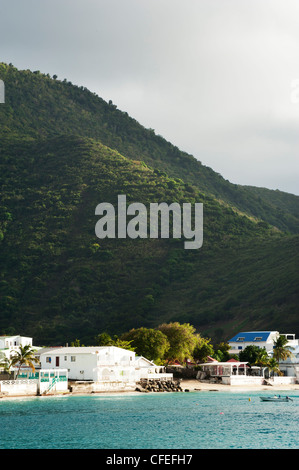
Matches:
[221,375,297,386]
[0,369,68,396]
[269,376,296,385]
[0,379,38,395]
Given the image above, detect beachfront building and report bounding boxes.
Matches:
[196,357,298,385]
[38,346,172,386]
[37,346,173,392]
[278,344,299,379]
[228,331,298,356]
[134,356,172,382]
[38,346,136,381]
[0,368,68,396]
[197,358,262,385]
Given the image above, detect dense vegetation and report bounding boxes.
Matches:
[0,63,298,346]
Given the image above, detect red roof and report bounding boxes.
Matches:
[206,356,218,362]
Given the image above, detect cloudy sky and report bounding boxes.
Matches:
[1,0,299,195]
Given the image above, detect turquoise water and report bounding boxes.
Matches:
[0,391,298,449]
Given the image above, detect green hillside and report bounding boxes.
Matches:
[0,63,298,345]
[1,62,298,234]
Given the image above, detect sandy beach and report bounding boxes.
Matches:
[180,379,299,392]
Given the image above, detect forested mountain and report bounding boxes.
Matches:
[0,63,298,345]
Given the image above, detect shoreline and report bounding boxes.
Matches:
[1,379,299,400]
[180,379,299,392]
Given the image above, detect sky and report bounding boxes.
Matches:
[1,0,299,195]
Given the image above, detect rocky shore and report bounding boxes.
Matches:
[135,379,184,393]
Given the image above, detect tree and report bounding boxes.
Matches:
[157,322,197,363]
[273,335,294,362]
[120,327,170,364]
[95,332,135,352]
[267,357,282,377]
[70,339,84,347]
[112,337,135,351]
[10,345,39,379]
[193,336,214,363]
[0,352,12,373]
[253,348,270,367]
[95,332,114,346]
[239,345,265,365]
[213,342,232,362]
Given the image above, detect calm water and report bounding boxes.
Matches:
[0,390,298,449]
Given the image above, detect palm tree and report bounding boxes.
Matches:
[0,352,12,374]
[10,345,39,379]
[267,357,282,377]
[273,335,294,362]
[253,347,269,367]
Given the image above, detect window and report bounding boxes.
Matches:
[254,337,262,341]
[237,337,245,342]
[46,357,51,363]
[64,356,67,361]
[238,346,242,350]
[71,356,76,362]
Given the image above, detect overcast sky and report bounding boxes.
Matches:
[1,0,299,195]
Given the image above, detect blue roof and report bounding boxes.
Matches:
[229,331,272,343]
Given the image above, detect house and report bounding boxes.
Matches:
[228,331,299,356]
[37,346,173,391]
[197,359,256,385]
[134,356,172,382]
[228,331,280,355]
[278,344,299,379]
[38,346,136,382]
[0,335,35,358]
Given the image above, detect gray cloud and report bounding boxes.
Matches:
[1,0,298,194]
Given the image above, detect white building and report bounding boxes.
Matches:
[0,335,34,358]
[228,331,298,356]
[227,330,299,382]
[38,346,136,382]
[278,344,299,379]
[134,356,172,382]
[0,368,68,396]
[37,346,173,391]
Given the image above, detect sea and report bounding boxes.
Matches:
[0,390,298,450]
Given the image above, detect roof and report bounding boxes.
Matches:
[38,346,135,355]
[206,356,218,362]
[199,360,248,366]
[0,335,19,339]
[135,356,156,366]
[228,331,276,343]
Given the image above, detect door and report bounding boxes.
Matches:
[56,357,60,367]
